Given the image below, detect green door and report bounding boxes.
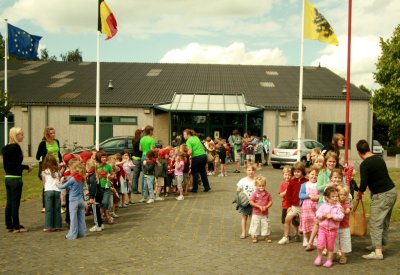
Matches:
[93,124,113,143]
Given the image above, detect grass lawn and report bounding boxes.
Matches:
[0,164,42,208]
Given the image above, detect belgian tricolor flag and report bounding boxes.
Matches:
[98,0,118,40]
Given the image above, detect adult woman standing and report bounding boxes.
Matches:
[356,140,397,260]
[321,133,344,158]
[183,129,211,193]
[36,127,62,212]
[131,129,143,194]
[2,127,34,232]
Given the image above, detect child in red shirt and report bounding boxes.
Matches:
[278,162,307,245]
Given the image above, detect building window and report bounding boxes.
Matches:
[318,123,350,147]
[119,117,137,125]
[70,116,89,124]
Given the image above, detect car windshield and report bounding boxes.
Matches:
[373,140,381,146]
[277,141,297,149]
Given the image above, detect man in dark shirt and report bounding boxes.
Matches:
[356,139,397,260]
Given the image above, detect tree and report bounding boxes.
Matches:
[0,90,14,119]
[39,48,57,61]
[60,48,83,62]
[372,24,400,143]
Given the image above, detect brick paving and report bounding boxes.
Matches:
[1,163,399,274]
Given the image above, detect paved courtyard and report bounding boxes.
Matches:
[1,163,399,274]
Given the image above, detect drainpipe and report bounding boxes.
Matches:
[45,105,48,126]
[275,110,279,148]
[28,105,32,156]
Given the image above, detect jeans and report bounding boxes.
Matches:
[66,199,86,240]
[191,154,210,192]
[143,175,155,199]
[5,177,23,230]
[44,190,62,229]
[131,159,141,193]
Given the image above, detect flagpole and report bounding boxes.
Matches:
[4,19,8,145]
[297,0,306,161]
[344,0,352,166]
[95,31,100,150]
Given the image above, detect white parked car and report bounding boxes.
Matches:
[372,140,384,156]
[270,139,323,169]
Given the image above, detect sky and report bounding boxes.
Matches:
[0,0,399,90]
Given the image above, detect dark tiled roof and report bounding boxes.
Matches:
[0,61,370,110]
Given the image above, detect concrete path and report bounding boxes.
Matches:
[1,163,399,274]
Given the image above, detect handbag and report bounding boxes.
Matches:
[207,152,214,163]
[349,198,368,236]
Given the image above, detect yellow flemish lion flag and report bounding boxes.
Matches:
[98,0,118,40]
[304,0,338,46]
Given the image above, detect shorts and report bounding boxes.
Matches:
[286,206,300,217]
[156,177,164,187]
[249,215,270,237]
[238,204,252,216]
[183,173,190,184]
[246,155,255,162]
[281,209,300,226]
[220,157,226,164]
[334,227,352,253]
[100,188,112,210]
[234,151,241,162]
[255,154,262,163]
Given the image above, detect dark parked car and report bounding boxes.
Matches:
[270,139,323,169]
[73,136,133,156]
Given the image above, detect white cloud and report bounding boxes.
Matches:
[160,42,287,65]
[311,36,381,89]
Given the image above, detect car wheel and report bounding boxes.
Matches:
[272,164,281,169]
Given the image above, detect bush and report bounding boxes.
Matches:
[386,146,400,156]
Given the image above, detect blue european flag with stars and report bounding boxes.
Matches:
[8,24,42,60]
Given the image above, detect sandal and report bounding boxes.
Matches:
[339,255,347,264]
[305,243,315,251]
[14,227,28,233]
[240,234,246,239]
[252,237,258,243]
[265,237,272,243]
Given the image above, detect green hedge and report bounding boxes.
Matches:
[386,147,400,156]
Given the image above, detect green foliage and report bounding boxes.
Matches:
[372,24,400,141]
[0,90,14,118]
[60,48,83,62]
[39,48,57,61]
[386,146,400,156]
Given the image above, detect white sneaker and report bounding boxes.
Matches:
[139,198,146,203]
[278,236,289,245]
[154,196,164,201]
[101,224,105,230]
[147,199,154,204]
[176,195,184,201]
[89,225,102,232]
[218,173,224,177]
[110,212,119,218]
[224,173,228,177]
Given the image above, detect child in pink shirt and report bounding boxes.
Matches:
[314,186,344,268]
[174,152,185,201]
[249,176,273,243]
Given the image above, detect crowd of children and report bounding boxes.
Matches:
[236,148,355,268]
[39,140,202,240]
